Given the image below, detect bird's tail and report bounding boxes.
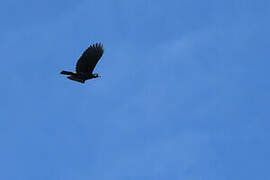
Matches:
[60,70,76,75]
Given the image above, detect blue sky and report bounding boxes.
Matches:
[1,0,270,179]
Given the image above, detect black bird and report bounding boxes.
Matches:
[60,43,104,83]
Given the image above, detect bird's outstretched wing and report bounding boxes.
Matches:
[76,43,104,74]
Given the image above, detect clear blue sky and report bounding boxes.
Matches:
[1,0,269,179]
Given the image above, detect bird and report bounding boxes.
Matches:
[60,43,104,83]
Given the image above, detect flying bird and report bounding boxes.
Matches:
[60,43,104,83]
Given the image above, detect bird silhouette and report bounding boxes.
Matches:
[60,43,104,83]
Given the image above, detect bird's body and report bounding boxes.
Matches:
[60,43,104,83]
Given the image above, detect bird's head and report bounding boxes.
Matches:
[92,73,100,78]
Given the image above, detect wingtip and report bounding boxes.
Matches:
[91,42,104,52]
[92,42,103,47]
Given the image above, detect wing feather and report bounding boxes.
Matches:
[76,43,104,73]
